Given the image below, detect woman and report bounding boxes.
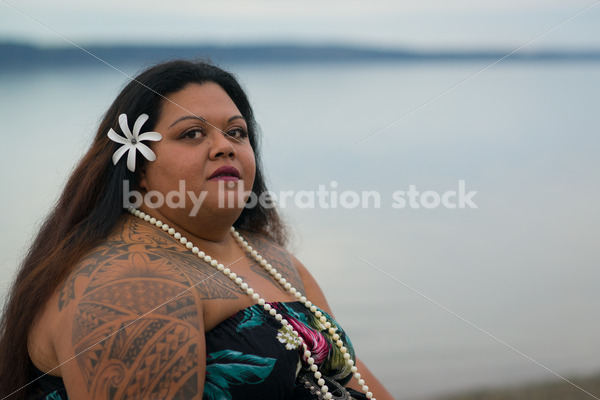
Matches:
[0,60,392,399]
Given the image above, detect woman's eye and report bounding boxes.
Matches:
[227,128,248,139]
[182,129,204,139]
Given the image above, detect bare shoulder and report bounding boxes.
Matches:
[51,216,210,399]
[288,255,335,317]
[239,232,333,316]
[240,230,306,293]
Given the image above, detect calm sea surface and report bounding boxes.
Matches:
[1,60,599,399]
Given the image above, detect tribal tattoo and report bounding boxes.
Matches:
[57,216,303,399]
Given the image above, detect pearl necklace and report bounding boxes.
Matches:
[129,208,375,400]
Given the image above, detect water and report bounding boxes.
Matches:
[1,60,599,399]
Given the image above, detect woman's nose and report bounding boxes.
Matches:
[209,131,236,159]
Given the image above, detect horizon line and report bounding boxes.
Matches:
[1,40,600,70]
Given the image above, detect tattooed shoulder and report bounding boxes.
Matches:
[240,231,305,293]
[59,217,241,311]
[55,216,238,399]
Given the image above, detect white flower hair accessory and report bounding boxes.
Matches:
[107,113,162,172]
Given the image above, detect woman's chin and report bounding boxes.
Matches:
[186,196,250,220]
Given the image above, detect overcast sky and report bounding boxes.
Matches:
[1,0,599,50]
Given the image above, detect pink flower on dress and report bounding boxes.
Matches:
[285,315,330,365]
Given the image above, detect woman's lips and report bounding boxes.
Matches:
[210,175,239,182]
[209,166,241,181]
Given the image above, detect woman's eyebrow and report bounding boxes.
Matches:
[169,115,208,128]
[228,115,245,123]
[169,114,246,128]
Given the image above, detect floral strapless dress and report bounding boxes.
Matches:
[204,301,367,400]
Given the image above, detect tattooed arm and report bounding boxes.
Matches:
[51,222,208,399]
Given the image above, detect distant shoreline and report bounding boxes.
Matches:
[2,42,600,70]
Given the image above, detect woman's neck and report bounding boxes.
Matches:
[135,205,244,263]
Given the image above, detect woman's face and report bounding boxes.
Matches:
[138,82,256,227]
